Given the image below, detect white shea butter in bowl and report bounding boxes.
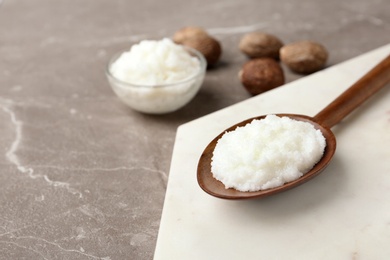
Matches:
[106,38,206,114]
[211,115,326,192]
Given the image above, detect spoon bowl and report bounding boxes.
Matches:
[197,114,336,199]
[197,54,390,199]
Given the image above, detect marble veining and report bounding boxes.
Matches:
[1,98,83,198]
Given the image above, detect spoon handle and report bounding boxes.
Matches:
[314,54,390,128]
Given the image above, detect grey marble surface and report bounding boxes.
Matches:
[0,0,388,259]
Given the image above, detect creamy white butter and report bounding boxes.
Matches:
[211,115,326,192]
[107,38,205,114]
[110,38,200,85]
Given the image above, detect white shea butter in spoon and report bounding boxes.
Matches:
[211,114,326,192]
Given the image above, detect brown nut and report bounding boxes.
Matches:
[239,58,285,95]
[280,41,328,74]
[173,26,209,44]
[181,35,222,66]
[239,32,284,59]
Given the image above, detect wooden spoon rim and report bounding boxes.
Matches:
[196,114,337,200]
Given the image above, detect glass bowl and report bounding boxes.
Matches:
[105,46,206,114]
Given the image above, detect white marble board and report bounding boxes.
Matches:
[154,45,390,260]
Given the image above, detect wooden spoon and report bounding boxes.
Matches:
[197,54,390,200]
